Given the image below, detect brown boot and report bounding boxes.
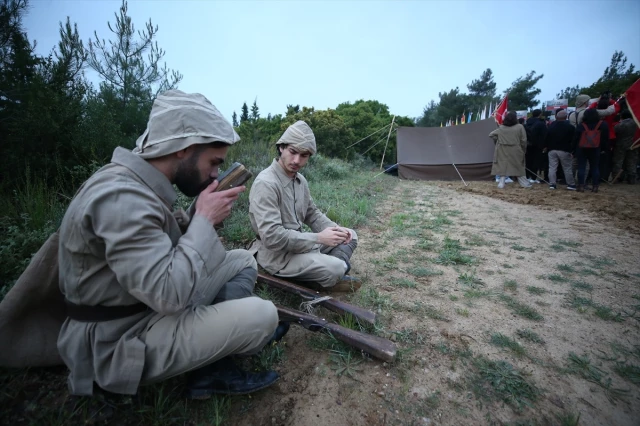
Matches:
[577,184,585,192]
[328,276,362,293]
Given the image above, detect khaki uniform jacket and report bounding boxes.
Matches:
[614,118,638,151]
[58,147,226,395]
[249,159,336,274]
[489,124,527,177]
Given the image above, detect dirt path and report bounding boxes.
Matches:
[232,180,640,426]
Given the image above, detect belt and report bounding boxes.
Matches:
[65,300,149,322]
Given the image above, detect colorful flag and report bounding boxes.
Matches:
[482,105,487,120]
[440,122,443,127]
[461,112,466,124]
[493,94,509,125]
[623,78,640,149]
[455,117,459,126]
[488,102,492,117]
[468,111,473,123]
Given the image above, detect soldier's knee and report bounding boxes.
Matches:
[245,297,278,334]
[227,249,257,271]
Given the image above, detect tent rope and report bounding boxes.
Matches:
[345,123,392,150]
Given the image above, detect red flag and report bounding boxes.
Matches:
[493,94,508,125]
[624,78,640,149]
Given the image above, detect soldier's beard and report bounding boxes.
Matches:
[175,155,212,197]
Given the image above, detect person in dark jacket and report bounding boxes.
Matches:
[544,110,576,190]
[575,108,609,193]
[524,109,548,182]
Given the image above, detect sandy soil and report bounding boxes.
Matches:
[230,180,640,426]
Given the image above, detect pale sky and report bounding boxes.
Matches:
[23,0,640,121]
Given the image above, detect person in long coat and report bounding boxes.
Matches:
[489,111,532,189]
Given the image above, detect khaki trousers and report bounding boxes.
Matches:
[275,229,358,288]
[548,150,576,185]
[140,250,278,384]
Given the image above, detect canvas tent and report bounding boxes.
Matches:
[396,119,497,181]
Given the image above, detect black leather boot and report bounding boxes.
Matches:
[186,357,279,399]
[328,240,357,274]
[266,321,290,346]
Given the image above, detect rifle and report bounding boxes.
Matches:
[276,305,396,362]
[257,273,376,325]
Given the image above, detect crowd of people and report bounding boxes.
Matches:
[490,93,639,192]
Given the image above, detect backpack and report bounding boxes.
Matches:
[578,121,602,148]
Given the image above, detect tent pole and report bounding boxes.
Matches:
[379,115,396,170]
[451,163,468,187]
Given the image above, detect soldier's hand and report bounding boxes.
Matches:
[335,226,353,244]
[317,227,349,247]
[195,180,245,226]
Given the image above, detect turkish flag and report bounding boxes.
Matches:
[624,78,640,149]
[493,94,509,125]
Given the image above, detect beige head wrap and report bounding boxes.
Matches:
[275,121,317,155]
[133,90,240,159]
[575,94,591,109]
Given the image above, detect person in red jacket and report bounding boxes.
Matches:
[588,94,621,181]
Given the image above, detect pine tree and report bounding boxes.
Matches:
[232,111,238,127]
[240,102,249,123]
[250,98,260,122]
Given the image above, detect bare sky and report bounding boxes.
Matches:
[24,0,640,121]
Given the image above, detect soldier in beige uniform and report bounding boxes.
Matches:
[57,90,279,399]
[249,121,359,291]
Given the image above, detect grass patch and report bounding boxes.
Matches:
[613,362,640,385]
[424,214,453,231]
[556,239,583,248]
[593,304,623,322]
[502,263,514,269]
[571,281,593,292]
[550,244,565,252]
[578,268,599,277]
[449,295,459,301]
[546,274,569,283]
[465,234,490,246]
[584,254,615,269]
[415,238,437,251]
[407,266,442,277]
[458,271,484,288]
[516,329,545,344]
[499,294,544,321]
[410,301,449,321]
[511,244,535,253]
[392,328,427,345]
[390,277,418,288]
[526,286,546,295]
[489,333,527,357]
[456,308,470,317]
[471,357,541,412]
[435,237,474,266]
[556,264,575,273]
[356,287,393,311]
[504,280,518,292]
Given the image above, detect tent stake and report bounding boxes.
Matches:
[452,163,468,187]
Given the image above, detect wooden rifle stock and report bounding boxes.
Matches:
[257,273,376,325]
[276,305,396,363]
